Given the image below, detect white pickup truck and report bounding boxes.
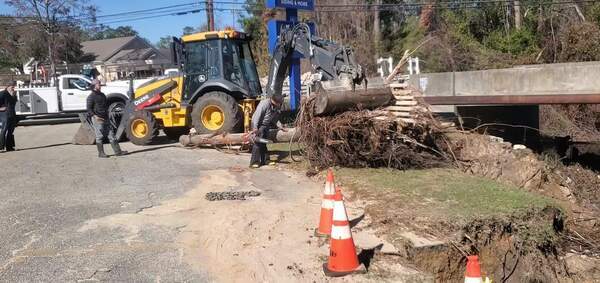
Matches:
[15,74,150,124]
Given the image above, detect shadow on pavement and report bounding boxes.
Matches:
[126,145,177,155]
[10,142,72,152]
[350,213,365,228]
[271,150,303,162]
[150,136,179,145]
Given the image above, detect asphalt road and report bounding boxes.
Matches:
[0,122,319,282]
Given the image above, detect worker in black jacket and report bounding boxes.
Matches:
[249,95,286,168]
[86,79,127,158]
[0,81,18,152]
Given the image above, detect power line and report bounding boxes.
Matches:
[2,0,597,27]
[95,2,200,19]
[92,7,203,24]
[98,9,203,25]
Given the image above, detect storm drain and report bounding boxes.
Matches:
[205,190,261,201]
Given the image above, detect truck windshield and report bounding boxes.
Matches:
[222,40,261,96]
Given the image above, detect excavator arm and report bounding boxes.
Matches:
[264,22,366,98]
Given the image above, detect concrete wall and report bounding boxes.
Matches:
[409,61,600,97]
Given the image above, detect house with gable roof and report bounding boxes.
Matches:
[81,36,173,82]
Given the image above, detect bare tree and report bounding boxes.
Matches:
[5,0,95,81]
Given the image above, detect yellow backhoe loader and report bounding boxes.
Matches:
[116,24,366,145]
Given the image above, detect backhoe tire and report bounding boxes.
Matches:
[191,91,243,134]
[163,126,189,141]
[108,100,126,141]
[125,110,158,145]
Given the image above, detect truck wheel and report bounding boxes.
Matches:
[108,100,126,140]
[163,127,189,141]
[191,91,242,134]
[125,110,158,145]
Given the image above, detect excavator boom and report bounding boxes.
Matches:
[264,23,366,98]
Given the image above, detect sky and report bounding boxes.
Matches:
[0,0,246,44]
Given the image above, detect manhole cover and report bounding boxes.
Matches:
[205,190,261,201]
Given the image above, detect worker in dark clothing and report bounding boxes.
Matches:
[87,79,127,158]
[0,81,18,152]
[249,95,286,168]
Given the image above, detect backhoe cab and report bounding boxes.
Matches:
[123,30,261,145]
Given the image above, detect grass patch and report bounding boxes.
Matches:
[334,167,557,222]
[267,142,302,153]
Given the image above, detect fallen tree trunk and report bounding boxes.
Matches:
[313,87,393,116]
[180,128,299,147]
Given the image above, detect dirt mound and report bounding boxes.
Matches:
[447,132,545,189]
[540,104,600,142]
[446,131,600,262]
[409,207,570,282]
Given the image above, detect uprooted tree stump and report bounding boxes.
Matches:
[296,94,455,170]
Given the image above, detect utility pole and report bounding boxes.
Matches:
[206,0,215,31]
[373,0,381,57]
[514,0,522,30]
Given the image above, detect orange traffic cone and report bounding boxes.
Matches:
[464,255,483,283]
[323,189,361,277]
[316,169,336,237]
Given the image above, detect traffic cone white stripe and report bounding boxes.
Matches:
[331,225,352,240]
[321,199,334,209]
[464,277,482,283]
[326,182,335,195]
[332,201,348,221]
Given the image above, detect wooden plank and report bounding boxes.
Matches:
[395,100,418,106]
[393,95,414,101]
[391,89,412,96]
[386,106,415,112]
[389,83,409,89]
[388,111,413,117]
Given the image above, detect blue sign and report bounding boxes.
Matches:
[267,20,316,55]
[265,0,314,111]
[266,0,314,10]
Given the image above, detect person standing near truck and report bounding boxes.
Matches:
[87,79,127,158]
[0,81,18,152]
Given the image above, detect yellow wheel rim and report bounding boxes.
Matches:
[131,119,149,138]
[201,105,224,131]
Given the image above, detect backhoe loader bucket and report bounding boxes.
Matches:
[72,113,96,145]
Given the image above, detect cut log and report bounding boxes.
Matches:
[180,128,299,147]
[313,87,393,116]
